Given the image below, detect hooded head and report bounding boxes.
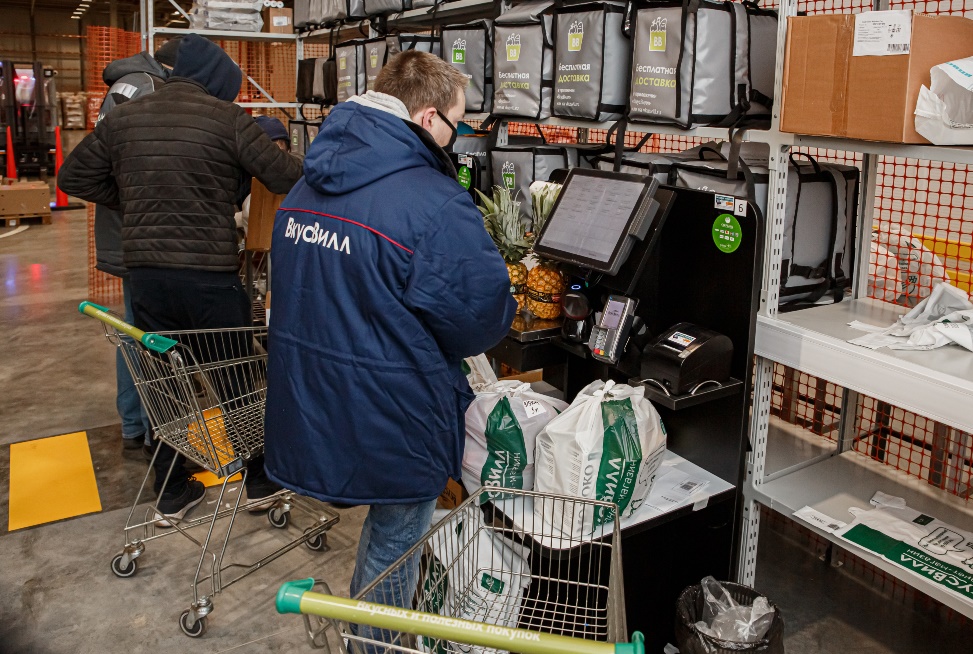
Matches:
[255,116,289,144]
[171,34,242,102]
[102,52,168,86]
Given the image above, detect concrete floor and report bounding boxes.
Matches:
[1,204,970,652]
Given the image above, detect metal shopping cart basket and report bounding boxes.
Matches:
[276,488,642,654]
[80,301,340,637]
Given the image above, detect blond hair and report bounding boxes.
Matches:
[374,50,467,116]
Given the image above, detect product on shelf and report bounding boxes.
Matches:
[534,380,667,538]
[309,0,366,25]
[190,0,265,32]
[552,1,630,121]
[335,40,366,103]
[781,11,973,143]
[627,0,777,128]
[493,1,556,119]
[441,19,494,113]
[915,56,973,146]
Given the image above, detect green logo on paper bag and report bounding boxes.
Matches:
[568,21,584,52]
[649,17,667,52]
[502,161,516,190]
[480,573,506,594]
[452,38,467,64]
[713,214,742,254]
[457,165,472,190]
[506,34,521,61]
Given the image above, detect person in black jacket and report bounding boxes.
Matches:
[93,47,174,458]
[59,34,303,524]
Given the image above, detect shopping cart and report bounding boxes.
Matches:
[276,488,641,654]
[80,301,340,637]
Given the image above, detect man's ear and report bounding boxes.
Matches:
[413,106,437,130]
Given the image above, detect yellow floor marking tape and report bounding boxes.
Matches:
[194,470,243,488]
[8,431,102,531]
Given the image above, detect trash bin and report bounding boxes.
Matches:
[674,580,785,653]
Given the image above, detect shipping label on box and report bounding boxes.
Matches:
[853,10,913,57]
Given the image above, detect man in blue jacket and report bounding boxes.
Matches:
[265,51,516,608]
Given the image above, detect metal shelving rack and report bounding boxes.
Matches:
[140,0,973,619]
[736,0,973,623]
[140,0,300,111]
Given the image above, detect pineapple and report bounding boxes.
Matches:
[477,187,530,312]
[526,182,566,320]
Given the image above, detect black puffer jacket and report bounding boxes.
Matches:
[94,52,169,278]
[59,35,302,272]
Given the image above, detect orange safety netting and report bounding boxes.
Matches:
[86,203,123,306]
[85,27,142,128]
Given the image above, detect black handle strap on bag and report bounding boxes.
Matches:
[484,116,548,151]
[605,120,655,172]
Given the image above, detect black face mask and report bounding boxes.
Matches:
[436,109,458,152]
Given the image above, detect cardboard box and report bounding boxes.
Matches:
[0,182,50,217]
[781,13,973,143]
[263,7,293,34]
[437,477,468,510]
[246,179,287,251]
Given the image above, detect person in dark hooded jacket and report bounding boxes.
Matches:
[92,45,177,458]
[264,51,516,623]
[59,34,303,524]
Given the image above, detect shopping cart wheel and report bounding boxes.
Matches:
[110,553,138,578]
[305,528,329,552]
[268,506,289,529]
[179,610,207,638]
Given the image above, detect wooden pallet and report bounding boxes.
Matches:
[0,212,52,227]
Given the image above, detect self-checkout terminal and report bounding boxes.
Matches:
[493,168,764,651]
[530,168,734,396]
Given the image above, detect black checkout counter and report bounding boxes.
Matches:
[484,169,764,651]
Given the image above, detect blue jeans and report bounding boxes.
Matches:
[349,500,438,652]
[118,277,151,443]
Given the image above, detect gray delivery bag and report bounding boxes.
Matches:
[490,146,580,221]
[311,0,366,24]
[493,1,556,119]
[364,0,409,15]
[666,141,860,306]
[553,2,631,121]
[364,37,388,90]
[442,20,494,113]
[335,41,367,103]
[295,0,310,28]
[779,153,859,306]
[628,0,777,128]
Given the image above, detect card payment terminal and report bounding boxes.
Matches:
[588,295,637,364]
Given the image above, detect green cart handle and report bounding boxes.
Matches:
[276,579,644,654]
[78,301,178,354]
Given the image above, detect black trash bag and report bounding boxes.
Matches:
[674,578,785,653]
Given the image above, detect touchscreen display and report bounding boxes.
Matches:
[536,174,646,263]
[602,299,625,329]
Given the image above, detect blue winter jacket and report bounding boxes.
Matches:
[264,101,517,504]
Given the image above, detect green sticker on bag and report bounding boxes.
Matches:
[594,398,643,527]
[481,397,528,497]
[713,214,743,254]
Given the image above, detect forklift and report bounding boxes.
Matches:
[1,61,58,179]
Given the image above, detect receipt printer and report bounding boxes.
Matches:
[641,323,733,396]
